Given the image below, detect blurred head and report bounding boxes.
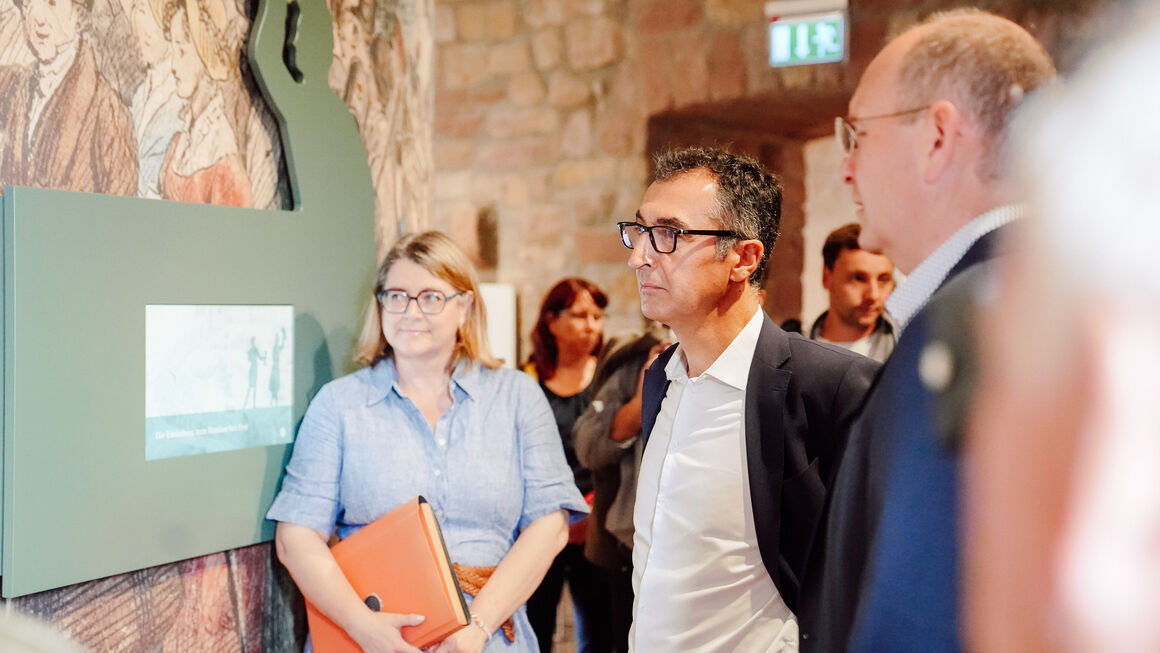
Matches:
[839,9,1055,272]
[354,231,498,371]
[15,0,87,64]
[822,223,895,332]
[966,12,1160,652]
[529,278,608,380]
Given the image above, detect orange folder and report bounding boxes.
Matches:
[306,496,471,651]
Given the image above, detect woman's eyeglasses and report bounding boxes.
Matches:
[378,289,462,314]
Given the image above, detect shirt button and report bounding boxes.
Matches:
[433,469,442,477]
[436,438,446,446]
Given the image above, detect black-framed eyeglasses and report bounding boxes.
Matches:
[377,289,463,314]
[617,221,743,255]
[835,106,930,154]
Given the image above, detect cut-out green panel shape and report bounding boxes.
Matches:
[1,0,375,597]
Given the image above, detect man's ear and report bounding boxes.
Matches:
[822,265,833,290]
[730,240,764,283]
[922,100,963,184]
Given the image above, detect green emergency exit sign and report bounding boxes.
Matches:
[768,11,846,67]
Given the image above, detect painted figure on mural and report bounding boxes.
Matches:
[160,0,251,207]
[328,0,429,235]
[330,0,373,126]
[0,0,137,195]
[374,12,430,234]
[329,1,388,195]
[235,85,283,209]
[244,336,265,410]
[269,327,285,405]
[127,0,181,198]
[0,0,33,65]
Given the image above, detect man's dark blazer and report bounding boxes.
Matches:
[798,224,1014,653]
[640,312,879,613]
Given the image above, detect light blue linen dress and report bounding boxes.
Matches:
[267,358,589,651]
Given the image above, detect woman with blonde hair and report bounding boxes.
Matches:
[268,231,587,653]
[523,278,612,653]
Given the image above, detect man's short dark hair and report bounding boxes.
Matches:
[651,146,782,288]
[822,222,863,270]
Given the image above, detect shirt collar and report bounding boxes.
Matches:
[366,358,482,405]
[810,310,896,340]
[886,203,1025,331]
[665,307,763,390]
[449,360,483,399]
[35,38,79,98]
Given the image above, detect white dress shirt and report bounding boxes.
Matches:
[886,203,1025,331]
[631,308,797,652]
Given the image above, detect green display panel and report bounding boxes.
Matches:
[1,0,374,596]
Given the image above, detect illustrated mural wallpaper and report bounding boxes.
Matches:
[0,0,432,648]
[0,0,431,238]
[328,0,431,239]
[0,0,284,207]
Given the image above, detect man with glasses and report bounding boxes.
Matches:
[620,146,878,651]
[798,10,1056,652]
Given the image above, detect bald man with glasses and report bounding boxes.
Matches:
[618,146,878,652]
[798,10,1057,652]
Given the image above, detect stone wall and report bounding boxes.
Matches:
[431,0,1123,355]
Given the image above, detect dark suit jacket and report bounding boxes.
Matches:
[641,312,879,612]
[798,224,1014,653]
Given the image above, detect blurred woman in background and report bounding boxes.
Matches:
[524,278,612,653]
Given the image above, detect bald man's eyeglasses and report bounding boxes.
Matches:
[835,106,930,154]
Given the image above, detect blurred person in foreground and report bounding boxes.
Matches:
[966,10,1160,652]
[573,327,668,653]
[267,231,588,653]
[798,9,1057,652]
[0,610,89,653]
[524,278,613,653]
[621,146,878,651]
[809,222,897,362]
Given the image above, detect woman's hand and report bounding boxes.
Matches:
[345,611,426,653]
[426,624,488,653]
[610,340,671,443]
[276,523,426,652]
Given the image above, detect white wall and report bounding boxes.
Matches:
[480,283,517,368]
[801,136,858,331]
